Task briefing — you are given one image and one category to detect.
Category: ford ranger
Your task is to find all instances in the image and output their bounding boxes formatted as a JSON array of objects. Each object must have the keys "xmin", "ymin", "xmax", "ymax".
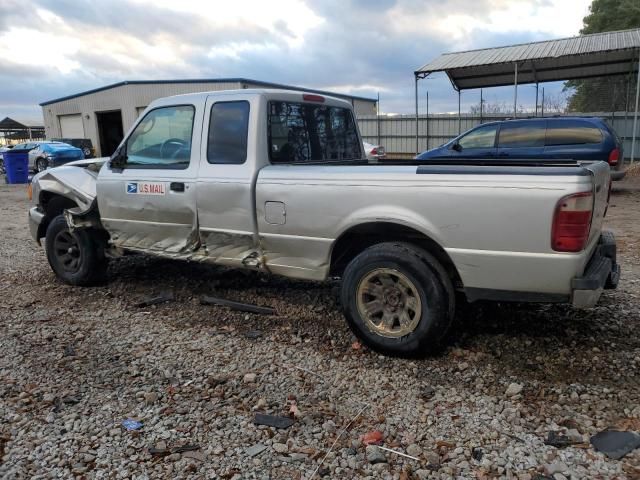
[{"xmin": 28, "ymin": 89, "xmax": 620, "ymax": 356}]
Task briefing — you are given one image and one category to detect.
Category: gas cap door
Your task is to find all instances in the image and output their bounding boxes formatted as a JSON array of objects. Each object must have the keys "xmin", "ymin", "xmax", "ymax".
[{"xmin": 265, "ymin": 201, "xmax": 286, "ymax": 225}]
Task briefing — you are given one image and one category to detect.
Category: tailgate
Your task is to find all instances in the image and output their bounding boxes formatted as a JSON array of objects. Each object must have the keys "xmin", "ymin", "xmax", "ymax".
[{"xmin": 583, "ymin": 161, "xmax": 610, "ymax": 246}]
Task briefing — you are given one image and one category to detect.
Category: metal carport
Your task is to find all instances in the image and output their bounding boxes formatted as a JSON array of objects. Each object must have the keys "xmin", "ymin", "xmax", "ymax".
[{"xmin": 414, "ymin": 28, "xmax": 640, "ymax": 162}]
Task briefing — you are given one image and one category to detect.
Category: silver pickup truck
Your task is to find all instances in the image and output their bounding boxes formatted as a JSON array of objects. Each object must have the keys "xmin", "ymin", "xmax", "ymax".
[{"xmin": 28, "ymin": 89, "xmax": 620, "ymax": 356}]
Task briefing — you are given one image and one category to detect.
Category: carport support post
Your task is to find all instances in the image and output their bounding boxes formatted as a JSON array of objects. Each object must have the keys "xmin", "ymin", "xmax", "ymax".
[
  {"xmin": 458, "ymin": 90, "xmax": 461, "ymax": 134},
  {"xmin": 426, "ymin": 90, "xmax": 429, "ymax": 150},
  {"xmin": 415, "ymin": 75, "xmax": 419, "ymax": 155},
  {"xmin": 631, "ymin": 51, "xmax": 640, "ymax": 165},
  {"xmin": 513, "ymin": 63, "xmax": 518, "ymax": 118}
]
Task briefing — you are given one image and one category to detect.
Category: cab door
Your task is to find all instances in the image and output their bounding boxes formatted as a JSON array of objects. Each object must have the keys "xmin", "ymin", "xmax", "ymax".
[
  {"xmin": 195, "ymin": 93, "xmax": 257, "ymax": 266},
  {"xmin": 96, "ymin": 103, "xmax": 202, "ymax": 254}
]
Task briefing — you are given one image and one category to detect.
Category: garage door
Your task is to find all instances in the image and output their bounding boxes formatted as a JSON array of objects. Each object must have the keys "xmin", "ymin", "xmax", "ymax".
[{"xmin": 59, "ymin": 114, "xmax": 84, "ymax": 138}]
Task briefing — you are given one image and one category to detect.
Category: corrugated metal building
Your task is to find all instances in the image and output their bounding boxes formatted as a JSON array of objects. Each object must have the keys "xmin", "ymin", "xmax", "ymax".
[{"xmin": 40, "ymin": 78, "xmax": 378, "ymax": 156}]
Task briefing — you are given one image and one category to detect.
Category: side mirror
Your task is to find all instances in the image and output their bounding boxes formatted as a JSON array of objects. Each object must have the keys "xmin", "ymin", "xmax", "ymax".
[
  {"xmin": 451, "ymin": 142, "xmax": 462, "ymax": 152},
  {"xmin": 109, "ymin": 146, "xmax": 127, "ymax": 170}
]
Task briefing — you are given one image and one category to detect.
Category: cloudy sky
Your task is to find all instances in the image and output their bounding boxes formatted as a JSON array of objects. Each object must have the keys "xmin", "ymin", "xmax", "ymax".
[{"xmin": 0, "ymin": 0, "xmax": 592, "ymax": 123}]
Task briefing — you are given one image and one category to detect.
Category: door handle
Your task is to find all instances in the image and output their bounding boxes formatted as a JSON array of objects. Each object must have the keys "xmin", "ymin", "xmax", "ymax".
[{"xmin": 170, "ymin": 182, "xmax": 185, "ymax": 192}]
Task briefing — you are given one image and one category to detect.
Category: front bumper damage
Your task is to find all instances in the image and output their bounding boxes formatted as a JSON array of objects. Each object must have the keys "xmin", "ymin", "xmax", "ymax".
[
  {"xmin": 571, "ymin": 231, "xmax": 620, "ymax": 308},
  {"xmin": 28, "ymin": 206, "xmax": 46, "ymax": 244}
]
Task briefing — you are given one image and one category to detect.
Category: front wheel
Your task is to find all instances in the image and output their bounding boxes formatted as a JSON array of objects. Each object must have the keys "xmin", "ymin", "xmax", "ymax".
[
  {"xmin": 341, "ymin": 242, "xmax": 455, "ymax": 357},
  {"xmin": 45, "ymin": 215, "xmax": 107, "ymax": 286},
  {"xmin": 36, "ymin": 157, "xmax": 48, "ymax": 173}
]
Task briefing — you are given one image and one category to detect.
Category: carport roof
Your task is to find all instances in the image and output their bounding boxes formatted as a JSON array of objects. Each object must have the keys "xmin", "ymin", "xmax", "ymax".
[
  {"xmin": 415, "ymin": 28, "xmax": 640, "ymax": 90},
  {"xmin": 39, "ymin": 78, "xmax": 377, "ymax": 106}
]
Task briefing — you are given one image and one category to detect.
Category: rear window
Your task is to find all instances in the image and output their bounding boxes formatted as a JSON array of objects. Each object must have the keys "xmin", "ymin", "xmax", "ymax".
[
  {"xmin": 546, "ymin": 120, "xmax": 602, "ymax": 146},
  {"xmin": 268, "ymin": 101, "xmax": 362, "ymax": 164},
  {"xmin": 498, "ymin": 122, "xmax": 545, "ymax": 148}
]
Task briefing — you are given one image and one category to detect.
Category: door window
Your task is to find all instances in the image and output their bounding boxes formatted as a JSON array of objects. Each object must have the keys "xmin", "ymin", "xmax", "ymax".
[
  {"xmin": 268, "ymin": 101, "xmax": 362, "ymax": 163},
  {"xmin": 498, "ymin": 122, "xmax": 545, "ymax": 148},
  {"xmin": 545, "ymin": 120, "xmax": 602, "ymax": 146},
  {"xmin": 207, "ymin": 101, "xmax": 250, "ymax": 164},
  {"xmin": 125, "ymin": 105, "xmax": 195, "ymax": 168},
  {"xmin": 457, "ymin": 125, "xmax": 497, "ymax": 149}
]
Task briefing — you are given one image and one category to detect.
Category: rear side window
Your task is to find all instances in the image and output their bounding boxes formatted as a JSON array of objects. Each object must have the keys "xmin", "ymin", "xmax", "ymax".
[
  {"xmin": 207, "ymin": 101, "xmax": 250, "ymax": 164},
  {"xmin": 268, "ymin": 101, "xmax": 362, "ymax": 164},
  {"xmin": 498, "ymin": 122, "xmax": 545, "ymax": 148},
  {"xmin": 546, "ymin": 120, "xmax": 603, "ymax": 146},
  {"xmin": 458, "ymin": 125, "xmax": 497, "ymax": 149}
]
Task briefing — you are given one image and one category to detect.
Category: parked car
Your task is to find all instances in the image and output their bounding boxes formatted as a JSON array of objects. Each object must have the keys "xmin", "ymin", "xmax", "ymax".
[
  {"xmin": 51, "ymin": 138, "xmax": 95, "ymax": 158},
  {"xmin": 0, "ymin": 145, "xmax": 13, "ymax": 174},
  {"xmin": 363, "ymin": 141, "xmax": 386, "ymax": 161},
  {"xmin": 416, "ymin": 117, "xmax": 625, "ymax": 180},
  {"xmin": 28, "ymin": 142, "xmax": 84, "ymax": 172},
  {"xmin": 28, "ymin": 90, "xmax": 619, "ymax": 356}
]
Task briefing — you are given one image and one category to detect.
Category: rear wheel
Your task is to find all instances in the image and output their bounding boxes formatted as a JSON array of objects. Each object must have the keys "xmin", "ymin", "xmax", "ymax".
[
  {"xmin": 36, "ymin": 157, "xmax": 48, "ymax": 173},
  {"xmin": 341, "ymin": 242, "xmax": 454, "ymax": 357},
  {"xmin": 45, "ymin": 215, "xmax": 107, "ymax": 285}
]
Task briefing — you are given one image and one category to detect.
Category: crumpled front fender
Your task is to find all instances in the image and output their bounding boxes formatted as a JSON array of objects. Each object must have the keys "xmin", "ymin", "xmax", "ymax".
[{"xmin": 32, "ymin": 163, "xmax": 100, "ymax": 214}]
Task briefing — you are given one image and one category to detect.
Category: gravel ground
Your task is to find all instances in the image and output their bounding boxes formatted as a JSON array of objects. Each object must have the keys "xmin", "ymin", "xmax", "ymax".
[{"xmin": 1, "ymin": 180, "xmax": 640, "ymax": 480}]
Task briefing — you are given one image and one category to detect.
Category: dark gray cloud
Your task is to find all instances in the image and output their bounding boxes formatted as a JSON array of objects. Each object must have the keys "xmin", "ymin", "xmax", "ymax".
[{"xmin": 0, "ymin": 0, "xmax": 575, "ymax": 121}]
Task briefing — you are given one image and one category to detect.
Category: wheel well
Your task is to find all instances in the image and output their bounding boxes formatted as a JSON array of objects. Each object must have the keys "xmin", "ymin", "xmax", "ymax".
[
  {"xmin": 37, "ymin": 192, "xmax": 78, "ymax": 239},
  {"xmin": 329, "ymin": 222, "xmax": 463, "ymax": 288}
]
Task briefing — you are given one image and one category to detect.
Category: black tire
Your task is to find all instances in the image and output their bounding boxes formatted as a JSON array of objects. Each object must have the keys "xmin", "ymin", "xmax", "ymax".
[
  {"xmin": 45, "ymin": 215, "xmax": 107, "ymax": 286},
  {"xmin": 341, "ymin": 242, "xmax": 455, "ymax": 357},
  {"xmin": 36, "ymin": 157, "xmax": 48, "ymax": 173}
]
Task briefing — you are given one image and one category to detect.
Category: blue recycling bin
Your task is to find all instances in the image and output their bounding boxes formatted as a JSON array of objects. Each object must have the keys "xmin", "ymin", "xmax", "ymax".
[{"xmin": 4, "ymin": 149, "xmax": 29, "ymax": 184}]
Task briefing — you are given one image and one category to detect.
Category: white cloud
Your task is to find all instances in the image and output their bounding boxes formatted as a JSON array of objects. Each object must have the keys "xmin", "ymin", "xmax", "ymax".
[
  {"xmin": 389, "ymin": 0, "xmax": 591, "ymax": 44},
  {"xmin": 131, "ymin": 0, "xmax": 324, "ymax": 47}
]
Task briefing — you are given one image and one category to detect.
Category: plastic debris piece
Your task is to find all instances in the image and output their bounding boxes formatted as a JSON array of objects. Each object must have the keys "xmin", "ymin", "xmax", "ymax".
[
  {"xmin": 135, "ymin": 291, "xmax": 174, "ymax": 308},
  {"xmin": 246, "ymin": 444, "xmax": 268, "ymax": 457},
  {"xmin": 121, "ymin": 419, "xmax": 143, "ymax": 431},
  {"xmin": 200, "ymin": 295, "xmax": 276, "ymax": 315},
  {"xmin": 361, "ymin": 430, "xmax": 384, "ymax": 446},
  {"xmin": 545, "ymin": 431, "xmax": 575, "ymax": 448},
  {"xmin": 253, "ymin": 414, "xmax": 294, "ymax": 429},
  {"xmin": 245, "ymin": 330, "xmax": 263, "ymax": 339},
  {"xmin": 472, "ymin": 447, "xmax": 483, "ymax": 461},
  {"xmin": 172, "ymin": 444, "xmax": 200, "ymax": 453},
  {"xmin": 590, "ymin": 430, "xmax": 640, "ymax": 460}
]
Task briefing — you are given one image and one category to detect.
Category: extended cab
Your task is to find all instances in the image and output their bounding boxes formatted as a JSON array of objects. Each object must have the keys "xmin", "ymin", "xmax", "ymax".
[{"xmin": 28, "ymin": 89, "xmax": 620, "ymax": 356}]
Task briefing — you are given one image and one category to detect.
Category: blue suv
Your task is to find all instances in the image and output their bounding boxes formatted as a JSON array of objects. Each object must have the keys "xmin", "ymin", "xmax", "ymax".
[{"xmin": 416, "ymin": 117, "xmax": 625, "ymax": 180}]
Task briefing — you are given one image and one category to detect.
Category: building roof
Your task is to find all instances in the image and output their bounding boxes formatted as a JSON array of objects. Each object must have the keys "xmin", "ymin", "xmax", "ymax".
[
  {"xmin": 0, "ymin": 117, "xmax": 44, "ymax": 130},
  {"xmin": 416, "ymin": 28, "xmax": 640, "ymax": 90},
  {"xmin": 40, "ymin": 78, "xmax": 377, "ymax": 106}
]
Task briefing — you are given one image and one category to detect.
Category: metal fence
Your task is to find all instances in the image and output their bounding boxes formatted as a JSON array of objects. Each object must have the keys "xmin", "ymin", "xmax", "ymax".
[{"xmin": 358, "ymin": 111, "xmax": 640, "ymax": 160}]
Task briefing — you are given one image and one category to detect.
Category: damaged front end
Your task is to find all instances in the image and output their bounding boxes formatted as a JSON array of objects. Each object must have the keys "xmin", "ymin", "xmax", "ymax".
[{"xmin": 29, "ymin": 159, "xmax": 106, "ymax": 244}]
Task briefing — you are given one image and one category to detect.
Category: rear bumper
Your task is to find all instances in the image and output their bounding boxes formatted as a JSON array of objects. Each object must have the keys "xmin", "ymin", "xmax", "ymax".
[
  {"xmin": 571, "ymin": 231, "xmax": 619, "ymax": 308},
  {"xmin": 611, "ymin": 170, "xmax": 626, "ymax": 181}
]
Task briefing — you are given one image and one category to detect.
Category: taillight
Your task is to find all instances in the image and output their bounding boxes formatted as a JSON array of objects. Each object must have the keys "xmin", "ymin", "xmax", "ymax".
[
  {"xmin": 303, "ymin": 94, "xmax": 325, "ymax": 103},
  {"xmin": 551, "ymin": 191, "xmax": 593, "ymax": 252},
  {"xmin": 608, "ymin": 148, "xmax": 620, "ymax": 166},
  {"xmin": 370, "ymin": 147, "xmax": 378, "ymax": 155}
]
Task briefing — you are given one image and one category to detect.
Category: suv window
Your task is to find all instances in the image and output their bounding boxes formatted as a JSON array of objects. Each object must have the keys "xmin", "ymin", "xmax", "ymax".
[
  {"xmin": 268, "ymin": 101, "xmax": 361, "ymax": 163},
  {"xmin": 546, "ymin": 120, "xmax": 602, "ymax": 146},
  {"xmin": 126, "ymin": 105, "xmax": 194, "ymax": 168},
  {"xmin": 207, "ymin": 101, "xmax": 250, "ymax": 164},
  {"xmin": 498, "ymin": 122, "xmax": 545, "ymax": 148},
  {"xmin": 458, "ymin": 125, "xmax": 497, "ymax": 149}
]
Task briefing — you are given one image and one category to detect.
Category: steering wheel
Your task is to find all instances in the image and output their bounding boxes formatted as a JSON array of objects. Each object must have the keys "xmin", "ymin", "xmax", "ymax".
[{"xmin": 160, "ymin": 138, "xmax": 188, "ymax": 159}]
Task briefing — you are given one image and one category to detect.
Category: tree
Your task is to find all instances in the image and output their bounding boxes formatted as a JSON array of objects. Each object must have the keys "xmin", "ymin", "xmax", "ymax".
[{"xmin": 566, "ymin": 0, "xmax": 640, "ymax": 112}]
